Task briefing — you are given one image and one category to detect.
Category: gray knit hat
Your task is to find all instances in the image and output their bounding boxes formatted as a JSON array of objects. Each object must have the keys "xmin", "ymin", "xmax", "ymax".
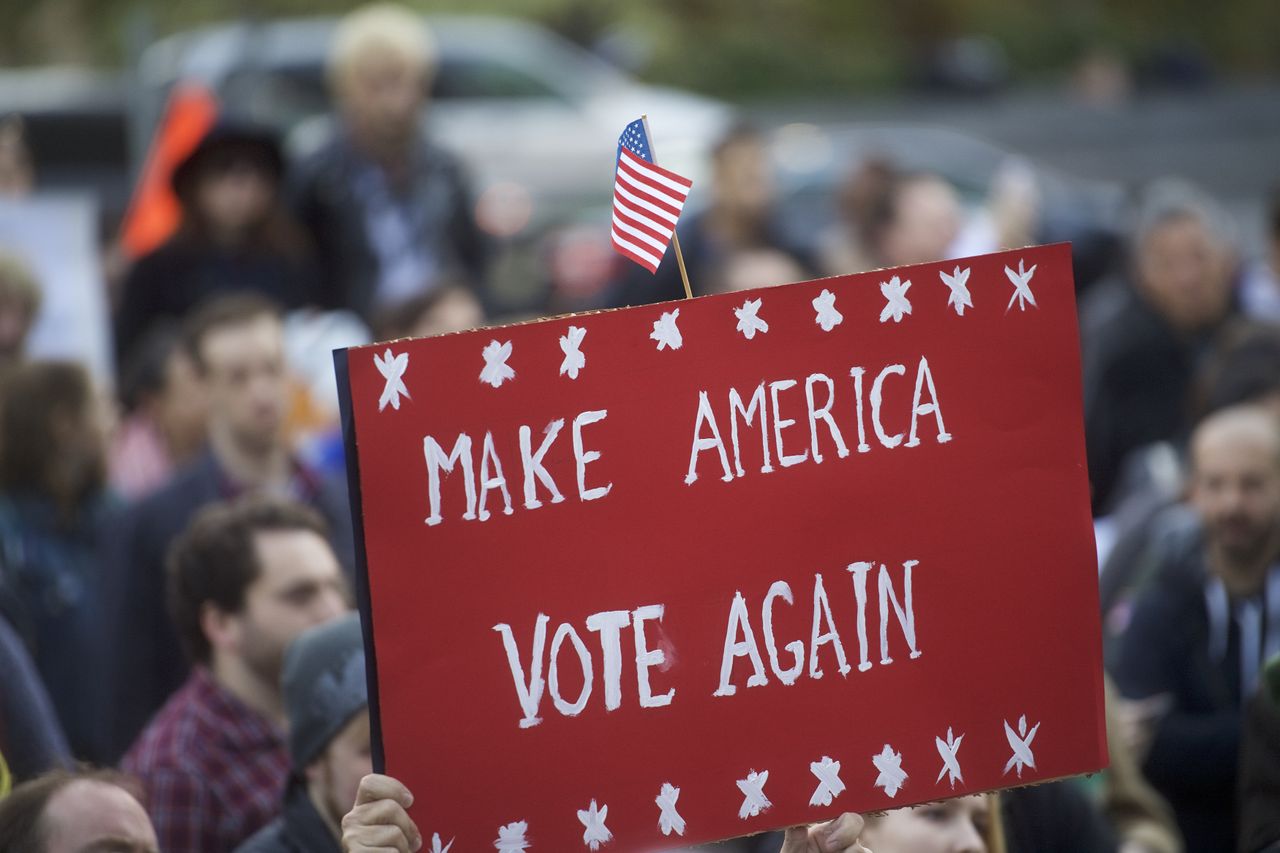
[{"xmin": 283, "ymin": 612, "xmax": 368, "ymax": 769}]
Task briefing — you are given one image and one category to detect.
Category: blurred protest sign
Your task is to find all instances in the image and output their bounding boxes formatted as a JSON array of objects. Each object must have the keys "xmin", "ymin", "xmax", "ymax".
[
  {"xmin": 0, "ymin": 193, "xmax": 112, "ymax": 381},
  {"xmin": 336, "ymin": 243, "xmax": 1106, "ymax": 851}
]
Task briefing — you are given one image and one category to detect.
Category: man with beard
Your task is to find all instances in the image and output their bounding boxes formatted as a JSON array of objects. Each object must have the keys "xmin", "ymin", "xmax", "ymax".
[
  {"xmin": 123, "ymin": 497, "xmax": 349, "ymax": 853},
  {"xmin": 1112, "ymin": 404, "xmax": 1280, "ymax": 851}
]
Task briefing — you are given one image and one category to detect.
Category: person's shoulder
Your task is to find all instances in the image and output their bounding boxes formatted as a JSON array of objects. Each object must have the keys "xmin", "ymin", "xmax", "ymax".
[
  {"xmin": 123, "ymin": 675, "xmax": 213, "ymax": 769},
  {"xmin": 129, "ymin": 453, "xmax": 219, "ymax": 525},
  {"xmin": 285, "ymin": 115, "xmax": 347, "ymax": 180},
  {"xmin": 233, "ymin": 817, "xmax": 291, "ymax": 853}
]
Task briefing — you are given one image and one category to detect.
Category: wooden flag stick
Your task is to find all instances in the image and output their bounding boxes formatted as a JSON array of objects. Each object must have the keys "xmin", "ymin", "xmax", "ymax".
[
  {"xmin": 641, "ymin": 114, "xmax": 695, "ymax": 300},
  {"xmin": 672, "ymin": 234, "xmax": 694, "ymax": 300}
]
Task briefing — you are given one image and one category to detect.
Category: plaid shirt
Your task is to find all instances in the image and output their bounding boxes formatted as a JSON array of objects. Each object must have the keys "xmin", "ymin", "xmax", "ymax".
[{"xmin": 123, "ymin": 667, "xmax": 289, "ymax": 853}]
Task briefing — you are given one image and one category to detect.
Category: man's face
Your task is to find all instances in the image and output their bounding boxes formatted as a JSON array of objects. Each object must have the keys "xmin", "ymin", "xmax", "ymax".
[
  {"xmin": 1191, "ymin": 421, "xmax": 1280, "ymax": 566},
  {"xmin": 340, "ymin": 51, "xmax": 427, "ymax": 152},
  {"xmin": 233, "ymin": 528, "xmax": 349, "ymax": 687},
  {"xmin": 155, "ymin": 348, "xmax": 208, "ymax": 461},
  {"xmin": 882, "ymin": 177, "xmax": 962, "ymax": 268},
  {"xmin": 41, "ymin": 779, "xmax": 159, "ymax": 853},
  {"xmin": 199, "ymin": 314, "xmax": 287, "ymax": 456},
  {"xmin": 1137, "ymin": 214, "xmax": 1232, "ymax": 332},
  {"xmin": 309, "ymin": 710, "xmax": 373, "ymax": 829},
  {"xmin": 712, "ymin": 138, "xmax": 774, "ymax": 221}
]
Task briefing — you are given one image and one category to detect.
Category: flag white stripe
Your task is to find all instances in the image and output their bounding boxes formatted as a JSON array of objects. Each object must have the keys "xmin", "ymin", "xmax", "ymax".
[
  {"xmin": 614, "ymin": 199, "xmax": 675, "ymax": 241},
  {"xmin": 613, "ymin": 181, "xmax": 679, "ymax": 225},
  {"xmin": 616, "ymin": 156, "xmax": 691, "ymax": 204},
  {"xmin": 620, "ymin": 148, "xmax": 693, "ymax": 194},
  {"xmin": 611, "ymin": 230, "xmax": 662, "ymax": 267},
  {"xmin": 612, "ymin": 212, "xmax": 669, "ymax": 253},
  {"xmin": 614, "ymin": 165, "xmax": 686, "ymax": 211}
]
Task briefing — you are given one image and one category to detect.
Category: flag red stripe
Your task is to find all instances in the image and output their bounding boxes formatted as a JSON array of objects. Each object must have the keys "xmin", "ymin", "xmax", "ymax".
[
  {"xmin": 613, "ymin": 179, "xmax": 680, "ymax": 224},
  {"xmin": 611, "ymin": 231, "xmax": 661, "ymax": 271},
  {"xmin": 612, "ymin": 211, "xmax": 669, "ymax": 254},
  {"xmin": 613, "ymin": 201, "xmax": 672, "ymax": 244},
  {"xmin": 616, "ymin": 161, "xmax": 688, "ymax": 211},
  {"xmin": 619, "ymin": 147, "xmax": 693, "ymax": 191}
]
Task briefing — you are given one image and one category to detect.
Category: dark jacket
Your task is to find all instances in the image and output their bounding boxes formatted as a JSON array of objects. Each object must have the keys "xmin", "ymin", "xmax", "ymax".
[
  {"xmin": 1080, "ymin": 284, "xmax": 1223, "ymax": 513},
  {"xmin": 289, "ymin": 121, "xmax": 486, "ymax": 319},
  {"xmin": 0, "ymin": 493, "xmax": 119, "ymax": 761},
  {"xmin": 1111, "ymin": 548, "xmax": 1254, "ymax": 852},
  {"xmin": 0, "ymin": 614, "xmax": 70, "ymax": 780},
  {"xmin": 115, "ymin": 234, "xmax": 318, "ymax": 365},
  {"xmin": 1240, "ymin": 657, "xmax": 1280, "ymax": 853},
  {"xmin": 234, "ymin": 777, "xmax": 339, "ymax": 853},
  {"xmin": 101, "ymin": 449, "xmax": 355, "ymax": 762}
]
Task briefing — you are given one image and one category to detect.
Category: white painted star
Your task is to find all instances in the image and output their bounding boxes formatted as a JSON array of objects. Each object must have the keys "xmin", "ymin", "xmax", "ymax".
[
  {"xmin": 494, "ymin": 821, "xmax": 530, "ymax": 852},
  {"xmin": 809, "ymin": 755, "xmax": 846, "ymax": 807},
  {"xmin": 733, "ymin": 297, "xmax": 769, "ymax": 340},
  {"xmin": 650, "ymin": 309, "xmax": 683, "ymax": 351},
  {"xmin": 479, "ymin": 340, "xmax": 515, "ymax": 388},
  {"xmin": 935, "ymin": 727, "xmax": 965, "ymax": 787},
  {"xmin": 879, "ymin": 276, "xmax": 912, "ymax": 323},
  {"xmin": 1003, "ymin": 714, "xmax": 1040, "ymax": 777},
  {"xmin": 429, "ymin": 833, "xmax": 455, "ymax": 853},
  {"xmin": 559, "ymin": 325, "xmax": 587, "ymax": 379},
  {"xmin": 373, "ymin": 348, "xmax": 410, "ymax": 411},
  {"xmin": 813, "ymin": 289, "xmax": 843, "ymax": 331},
  {"xmin": 577, "ymin": 799, "xmax": 612, "ymax": 850},
  {"xmin": 1004, "ymin": 259, "xmax": 1038, "ymax": 312},
  {"xmin": 655, "ymin": 783, "xmax": 686, "ymax": 837},
  {"xmin": 736, "ymin": 770, "xmax": 772, "ymax": 819},
  {"xmin": 872, "ymin": 744, "xmax": 907, "ymax": 797},
  {"xmin": 940, "ymin": 266, "xmax": 973, "ymax": 316}
]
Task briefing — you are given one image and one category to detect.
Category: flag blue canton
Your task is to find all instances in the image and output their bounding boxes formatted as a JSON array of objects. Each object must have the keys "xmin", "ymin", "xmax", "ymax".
[{"xmin": 618, "ymin": 119, "xmax": 652, "ymax": 164}]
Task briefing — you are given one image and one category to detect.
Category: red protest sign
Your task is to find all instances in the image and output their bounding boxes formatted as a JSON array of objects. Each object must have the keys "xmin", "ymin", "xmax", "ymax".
[{"xmin": 335, "ymin": 243, "xmax": 1106, "ymax": 852}]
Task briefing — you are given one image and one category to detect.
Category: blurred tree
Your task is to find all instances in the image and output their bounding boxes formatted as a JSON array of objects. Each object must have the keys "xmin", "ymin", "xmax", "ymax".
[{"xmin": 0, "ymin": 0, "xmax": 1275, "ymax": 96}]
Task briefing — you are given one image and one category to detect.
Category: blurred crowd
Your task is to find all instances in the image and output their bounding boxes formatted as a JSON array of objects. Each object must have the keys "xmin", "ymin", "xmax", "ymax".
[{"xmin": 1, "ymin": 3, "xmax": 1279, "ymax": 853}]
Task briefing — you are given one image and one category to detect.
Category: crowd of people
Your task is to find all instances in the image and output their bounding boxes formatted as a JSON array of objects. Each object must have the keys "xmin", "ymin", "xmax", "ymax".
[{"xmin": 0, "ymin": 2, "xmax": 1279, "ymax": 852}]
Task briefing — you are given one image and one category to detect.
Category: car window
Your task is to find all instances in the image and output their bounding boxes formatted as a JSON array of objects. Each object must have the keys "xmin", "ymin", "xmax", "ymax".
[{"xmin": 433, "ymin": 57, "xmax": 563, "ymax": 101}]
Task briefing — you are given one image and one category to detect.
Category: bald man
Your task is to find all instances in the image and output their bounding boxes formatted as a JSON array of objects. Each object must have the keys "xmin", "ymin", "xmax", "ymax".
[
  {"xmin": 0, "ymin": 769, "xmax": 159, "ymax": 853},
  {"xmin": 1112, "ymin": 404, "xmax": 1280, "ymax": 852}
]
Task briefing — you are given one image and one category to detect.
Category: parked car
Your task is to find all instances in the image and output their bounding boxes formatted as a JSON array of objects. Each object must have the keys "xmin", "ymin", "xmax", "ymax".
[{"xmin": 138, "ymin": 15, "xmax": 734, "ymax": 230}]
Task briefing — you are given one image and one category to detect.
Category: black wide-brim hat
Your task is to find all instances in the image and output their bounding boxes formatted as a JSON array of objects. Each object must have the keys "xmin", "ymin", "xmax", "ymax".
[{"xmin": 170, "ymin": 119, "xmax": 285, "ymax": 200}]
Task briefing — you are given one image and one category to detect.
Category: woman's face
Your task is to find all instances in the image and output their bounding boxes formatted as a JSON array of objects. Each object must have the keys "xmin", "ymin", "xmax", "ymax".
[
  {"xmin": 195, "ymin": 159, "xmax": 275, "ymax": 238},
  {"xmin": 859, "ymin": 795, "xmax": 991, "ymax": 853}
]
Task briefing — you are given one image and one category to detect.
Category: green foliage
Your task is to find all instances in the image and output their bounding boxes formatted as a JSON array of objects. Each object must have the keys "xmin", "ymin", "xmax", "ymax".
[{"xmin": 0, "ymin": 0, "xmax": 1276, "ymax": 95}]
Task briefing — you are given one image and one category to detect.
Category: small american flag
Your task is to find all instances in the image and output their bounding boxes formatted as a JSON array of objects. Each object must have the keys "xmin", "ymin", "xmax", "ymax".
[{"xmin": 611, "ymin": 118, "xmax": 693, "ymax": 273}]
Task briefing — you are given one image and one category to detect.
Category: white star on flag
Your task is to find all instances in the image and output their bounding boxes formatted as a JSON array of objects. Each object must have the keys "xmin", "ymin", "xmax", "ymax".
[
  {"xmin": 813, "ymin": 289, "xmax": 843, "ymax": 331},
  {"xmin": 873, "ymin": 744, "xmax": 908, "ymax": 797},
  {"xmin": 373, "ymin": 348, "xmax": 410, "ymax": 411},
  {"xmin": 429, "ymin": 833, "xmax": 455, "ymax": 853},
  {"xmin": 577, "ymin": 800, "xmax": 612, "ymax": 850},
  {"xmin": 1004, "ymin": 259, "xmax": 1038, "ymax": 312},
  {"xmin": 734, "ymin": 298, "xmax": 769, "ymax": 340},
  {"xmin": 1003, "ymin": 715, "xmax": 1040, "ymax": 777},
  {"xmin": 559, "ymin": 325, "xmax": 587, "ymax": 379},
  {"xmin": 935, "ymin": 727, "xmax": 965, "ymax": 787},
  {"xmin": 479, "ymin": 340, "xmax": 515, "ymax": 388},
  {"xmin": 939, "ymin": 266, "xmax": 973, "ymax": 316},
  {"xmin": 655, "ymin": 783, "xmax": 686, "ymax": 837},
  {"xmin": 650, "ymin": 309, "xmax": 683, "ymax": 351},
  {"xmin": 879, "ymin": 276, "xmax": 912, "ymax": 323},
  {"xmin": 736, "ymin": 770, "xmax": 772, "ymax": 819},
  {"xmin": 494, "ymin": 821, "xmax": 530, "ymax": 853},
  {"xmin": 808, "ymin": 755, "xmax": 846, "ymax": 807}
]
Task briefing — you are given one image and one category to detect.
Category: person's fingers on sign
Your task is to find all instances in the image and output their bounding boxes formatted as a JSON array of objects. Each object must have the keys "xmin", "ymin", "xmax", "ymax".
[
  {"xmin": 342, "ymin": 773, "xmax": 422, "ymax": 853},
  {"xmin": 782, "ymin": 812, "xmax": 872, "ymax": 853}
]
